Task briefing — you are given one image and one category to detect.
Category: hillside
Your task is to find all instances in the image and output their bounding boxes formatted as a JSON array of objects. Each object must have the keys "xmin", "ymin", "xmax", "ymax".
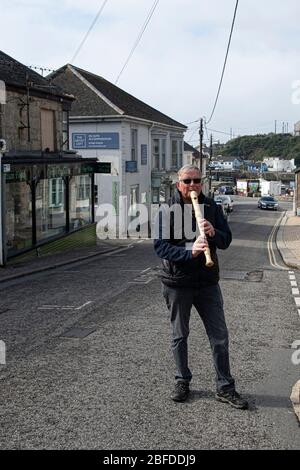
[{"xmin": 214, "ymin": 133, "xmax": 300, "ymax": 161}]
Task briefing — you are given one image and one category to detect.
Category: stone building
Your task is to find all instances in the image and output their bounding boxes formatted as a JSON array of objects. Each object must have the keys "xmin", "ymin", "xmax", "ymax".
[{"xmin": 0, "ymin": 50, "xmax": 97, "ymax": 263}]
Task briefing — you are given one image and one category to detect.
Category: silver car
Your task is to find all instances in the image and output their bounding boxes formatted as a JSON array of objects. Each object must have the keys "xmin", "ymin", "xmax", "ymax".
[{"xmin": 214, "ymin": 195, "xmax": 233, "ymax": 214}]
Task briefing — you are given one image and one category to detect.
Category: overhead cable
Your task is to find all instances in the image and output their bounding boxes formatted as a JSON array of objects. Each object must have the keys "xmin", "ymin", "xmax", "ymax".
[
  {"xmin": 205, "ymin": 0, "xmax": 239, "ymax": 125},
  {"xmin": 71, "ymin": 0, "xmax": 109, "ymax": 64},
  {"xmin": 115, "ymin": 0, "xmax": 160, "ymax": 84}
]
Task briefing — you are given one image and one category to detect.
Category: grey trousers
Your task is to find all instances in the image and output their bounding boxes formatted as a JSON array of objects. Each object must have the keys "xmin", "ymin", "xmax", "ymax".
[{"xmin": 162, "ymin": 283, "xmax": 235, "ymax": 393}]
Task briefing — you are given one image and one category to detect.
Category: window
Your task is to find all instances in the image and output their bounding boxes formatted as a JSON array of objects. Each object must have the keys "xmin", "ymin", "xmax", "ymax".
[
  {"xmin": 49, "ymin": 178, "xmax": 63, "ymax": 207},
  {"xmin": 62, "ymin": 111, "xmax": 69, "ymax": 150},
  {"xmin": 77, "ymin": 175, "xmax": 91, "ymax": 200},
  {"xmin": 36, "ymin": 179, "xmax": 66, "ymax": 241},
  {"xmin": 41, "ymin": 109, "xmax": 55, "ymax": 152},
  {"xmin": 153, "ymin": 139, "xmax": 159, "ymax": 170},
  {"xmin": 152, "ymin": 137, "xmax": 166, "ymax": 170},
  {"xmin": 131, "ymin": 129, "xmax": 138, "ymax": 161},
  {"xmin": 70, "ymin": 175, "xmax": 92, "ymax": 230},
  {"xmin": 171, "ymin": 140, "xmax": 177, "ymax": 167},
  {"xmin": 129, "ymin": 185, "xmax": 139, "ymax": 217},
  {"xmin": 161, "ymin": 139, "xmax": 166, "ymax": 170},
  {"xmin": 171, "ymin": 140, "xmax": 183, "ymax": 169}
]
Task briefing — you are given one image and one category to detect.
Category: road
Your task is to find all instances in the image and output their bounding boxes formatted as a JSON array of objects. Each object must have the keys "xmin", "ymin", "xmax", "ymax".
[{"xmin": 0, "ymin": 197, "xmax": 299, "ymax": 450}]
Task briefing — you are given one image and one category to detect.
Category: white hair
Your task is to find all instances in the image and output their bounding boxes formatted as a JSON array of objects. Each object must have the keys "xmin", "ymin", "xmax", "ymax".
[{"xmin": 177, "ymin": 164, "xmax": 201, "ymax": 178}]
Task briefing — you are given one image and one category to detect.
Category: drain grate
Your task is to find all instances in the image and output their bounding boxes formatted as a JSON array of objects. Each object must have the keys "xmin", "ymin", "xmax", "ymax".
[
  {"xmin": 221, "ymin": 270, "xmax": 263, "ymax": 282},
  {"xmin": 61, "ymin": 327, "xmax": 96, "ymax": 338}
]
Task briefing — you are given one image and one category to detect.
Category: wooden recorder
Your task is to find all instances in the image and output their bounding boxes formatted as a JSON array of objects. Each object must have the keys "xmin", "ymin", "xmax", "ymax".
[{"xmin": 190, "ymin": 190, "xmax": 214, "ymax": 268}]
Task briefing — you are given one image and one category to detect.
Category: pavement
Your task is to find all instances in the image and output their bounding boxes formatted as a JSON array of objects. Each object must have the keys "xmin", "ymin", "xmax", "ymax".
[
  {"xmin": 0, "ymin": 237, "xmax": 135, "ymax": 283},
  {"xmin": 0, "ymin": 209, "xmax": 299, "ymax": 283},
  {"xmin": 277, "ymin": 211, "xmax": 300, "ymax": 270}
]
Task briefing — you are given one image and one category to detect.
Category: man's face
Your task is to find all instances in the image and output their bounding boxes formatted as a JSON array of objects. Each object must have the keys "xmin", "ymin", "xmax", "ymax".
[{"xmin": 176, "ymin": 169, "xmax": 202, "ymax": 201}]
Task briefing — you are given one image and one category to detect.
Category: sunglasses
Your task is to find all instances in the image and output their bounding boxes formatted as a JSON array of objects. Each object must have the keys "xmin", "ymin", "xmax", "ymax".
[{"xmin": 180, "ymin": 178, "xmax": 202, "ymax": 185}]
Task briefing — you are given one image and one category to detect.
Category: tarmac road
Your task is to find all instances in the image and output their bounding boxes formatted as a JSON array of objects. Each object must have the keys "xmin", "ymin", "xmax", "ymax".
[{"xmin": 0, "ymin": 197, "xmax": 299, "ymax": 450}]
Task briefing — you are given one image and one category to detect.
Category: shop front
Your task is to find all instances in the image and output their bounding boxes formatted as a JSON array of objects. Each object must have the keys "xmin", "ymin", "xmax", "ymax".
[{"xmin": 2, "ymin": 156, "xmax": 99, "ymax": 259}]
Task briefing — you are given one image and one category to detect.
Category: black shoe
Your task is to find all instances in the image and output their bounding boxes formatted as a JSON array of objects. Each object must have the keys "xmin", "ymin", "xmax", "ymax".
[
  {"xmin": 171, "ymin": 380, "xmax": 190, "ymax": 402},
  {"xmin": 216, "ymin": 390, "xmax": 248, "ymax": 409}
]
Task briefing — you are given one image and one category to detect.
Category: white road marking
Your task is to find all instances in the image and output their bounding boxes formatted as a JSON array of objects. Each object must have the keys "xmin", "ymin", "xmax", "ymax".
[
  {"xmin": 291, "ymin": 281, "xmax": 298, "ymax": 287},
  {"xmin": 292, "ymin": 288, "xmax": 300, "ymax": 295},
  {"xmin": 76, "ymin": 301, "xmax": 93, "ymax": 310},
  {"xmin": 295, "ymin": 298, "xmax": 300, "ymax": 307},
  {"xmin": 289, "ymin": 271, "xmax": 295, "ymax": 274},
  {"xmin": 289, "ymin": 275, "xmax": 296, "ymax": 280},
  {"xmin": 38, "ymin": 305, "xmax": 75, "ymax": 309},
  {"xmin": 38, "ymin": 301, "xmax": 93, "ymax": 311}
]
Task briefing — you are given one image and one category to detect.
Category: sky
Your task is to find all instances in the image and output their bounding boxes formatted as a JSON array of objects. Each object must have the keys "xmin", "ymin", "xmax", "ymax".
[{"xmin": 1, "ymin": 0, "xmax": 300, "ymax": 144}]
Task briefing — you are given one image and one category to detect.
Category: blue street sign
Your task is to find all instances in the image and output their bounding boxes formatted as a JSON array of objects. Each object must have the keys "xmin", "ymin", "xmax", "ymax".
[{"xmin": 72, "ymin": 133, "xmax": 120, "ymax": 149}]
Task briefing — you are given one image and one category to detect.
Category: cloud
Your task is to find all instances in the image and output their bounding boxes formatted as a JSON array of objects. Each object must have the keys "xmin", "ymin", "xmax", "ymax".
[{"xmin": 1, "ymin": 0, "xmax": 300, "ymax": 142}]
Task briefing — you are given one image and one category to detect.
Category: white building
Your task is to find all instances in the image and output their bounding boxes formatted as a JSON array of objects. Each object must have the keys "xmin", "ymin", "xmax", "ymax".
[
  {"xmin": 263, "ymin": 157, "xmax": 295, "ymax": 172},
  {"xmin": 294, "ymin": 120, "xmax": 300, "ymax": 136},
  {"xmin": 49, "ymin": 65, "xmax": 186, "ymax": 215}
]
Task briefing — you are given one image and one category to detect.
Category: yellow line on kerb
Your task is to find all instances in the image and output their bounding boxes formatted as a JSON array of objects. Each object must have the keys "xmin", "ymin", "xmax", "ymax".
[{"xmin": 267, "ymin": 213, "xmax": 287, "ymax": 270}]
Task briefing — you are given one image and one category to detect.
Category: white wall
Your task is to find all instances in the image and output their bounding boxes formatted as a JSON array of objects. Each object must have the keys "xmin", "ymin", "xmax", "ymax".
[
  {"xmin": 69, "ymin": 121, "xmax": 122, "ymax": 207},
  {"xmin": 69, "ymin": 120, "xmax": 152, "ymax": 209},
  {"xmin": 121, "ymin": 121, "xmax": 151, "ymax": 208}
]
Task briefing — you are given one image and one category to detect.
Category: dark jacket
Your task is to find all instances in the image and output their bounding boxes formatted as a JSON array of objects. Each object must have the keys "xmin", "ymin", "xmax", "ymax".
[{"xmin": 154, "ymin": 189, "xmax": 232, "ymax": 287}]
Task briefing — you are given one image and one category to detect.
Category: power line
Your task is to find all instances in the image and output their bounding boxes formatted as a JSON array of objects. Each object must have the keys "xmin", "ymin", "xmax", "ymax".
[
  {"xmin": 115, "ymin": 0, "xmax": 160, "ymax": 84},
  {"xmin": 71, "ymin": 0, "xmax": 109, "ymax": 64},
  {"xmin": 206, "ymin": 127, "xmax": 233, "ymax": 136},
  {"xmin": 206, "ymin": 0, "xmax": 239, "ymax": 125}
]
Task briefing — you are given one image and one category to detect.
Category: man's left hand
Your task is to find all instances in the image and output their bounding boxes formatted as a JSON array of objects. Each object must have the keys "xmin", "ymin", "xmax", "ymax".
[{"xmin": 200, "ymin": 219, "xmax": 215, "ymax": 238}]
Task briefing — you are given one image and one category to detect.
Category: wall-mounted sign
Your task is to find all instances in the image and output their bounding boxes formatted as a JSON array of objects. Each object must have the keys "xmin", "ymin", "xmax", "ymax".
[
  {"xmin": 82, "ymin": 162, "xmax": 111, "ymax": 174},
  {"xmin": 72, "ymin": 133, "xmax": 119, "ymax": 149},
  {"xmin": 141, "ymin": 144, "xmax": 147, "ymax": 165}
]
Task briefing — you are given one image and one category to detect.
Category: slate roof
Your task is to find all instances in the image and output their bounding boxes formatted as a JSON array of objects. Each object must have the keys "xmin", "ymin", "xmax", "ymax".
[
  {"xmin": 49, "ymin": 64, "xmax": 186, "ymax": 129},
  {"xmin": 184, "ymin": 141, "xmax": 200, "ymax": 156},
  {"xmin": 0, "ymin": 50, "xmax": 72, "ymax": 100}
]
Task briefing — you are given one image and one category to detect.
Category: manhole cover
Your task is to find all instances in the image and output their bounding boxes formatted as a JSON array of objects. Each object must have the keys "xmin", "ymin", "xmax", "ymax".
[
  {"xmin": 61, "ymin": 327, "xmax": 96, "ymax": 338},
  {"xmin": 221, "ymin": 270, "xmax": 263, "ymax": 282}
]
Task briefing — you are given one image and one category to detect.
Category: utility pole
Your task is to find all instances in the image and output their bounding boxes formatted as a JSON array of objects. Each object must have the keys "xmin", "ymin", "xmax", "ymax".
[
  {"xmin": 275, "ymin": 120, "xmax": 277, "ymax": 134},
  {"xmin": 199, "ymin": 118, "xmax": 203, "ymax": 173},
  {"xmin": 209, "ymin": 133, "xmax": 213, "ymax": 197}
]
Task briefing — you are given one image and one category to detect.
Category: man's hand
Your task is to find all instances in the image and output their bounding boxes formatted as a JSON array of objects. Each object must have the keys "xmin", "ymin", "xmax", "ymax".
[
  {"xmin": 199, "ymin": 219, "xmax": 215, "ymax": 238},
  {"xmin": 192, "ymin": 236, "xmax": 208, "ymax": 258}
]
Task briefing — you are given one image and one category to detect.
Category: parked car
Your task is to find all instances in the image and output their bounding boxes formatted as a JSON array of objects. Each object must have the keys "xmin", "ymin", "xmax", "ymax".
[
  {"xmin": 221, "ymin": 195, "xmax": 234, "ymax": 212},
  {"xmin": 214, "ymin": 195, "xmax": 233, "ymax": 214},
  {"xmin": 214, "ymin": 196, "xmax": 228, "ymax": 218},
  {"xmin": 257, "ymin": 196, "xmax": 279, "ymax": 210},
  {"xmin": 225, "ymin": 186, "xmax": 235, "ymax": 195}
]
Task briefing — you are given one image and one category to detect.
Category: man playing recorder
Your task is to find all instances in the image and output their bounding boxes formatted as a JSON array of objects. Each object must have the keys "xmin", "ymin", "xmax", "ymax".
[{"xmin": 154, "ymin": 164, "xmax": 248, "ymax": 409}]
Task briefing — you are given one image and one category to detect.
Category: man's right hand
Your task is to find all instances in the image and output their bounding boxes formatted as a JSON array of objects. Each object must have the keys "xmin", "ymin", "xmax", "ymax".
[{"xmin": 192, "ymin": 236, "xmax": 208, "ymax": 258}]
